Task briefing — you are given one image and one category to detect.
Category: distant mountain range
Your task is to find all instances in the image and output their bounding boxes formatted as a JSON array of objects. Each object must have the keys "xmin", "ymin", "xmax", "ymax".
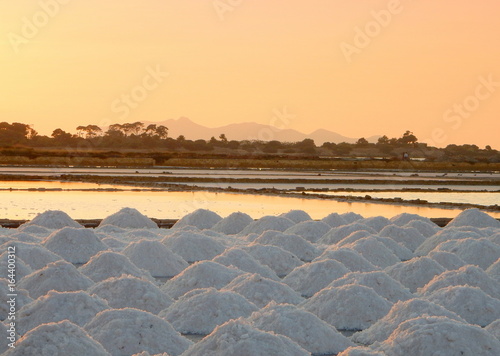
[{"xmin": 146, "ymin": 117, "xmax": 379, "ymax": 145}]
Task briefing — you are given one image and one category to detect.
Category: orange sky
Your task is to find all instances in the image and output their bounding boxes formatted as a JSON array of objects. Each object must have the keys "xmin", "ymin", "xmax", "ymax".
[{"xmin": 1, "ymin": 0, "xmax": 499, "ymax": 147}]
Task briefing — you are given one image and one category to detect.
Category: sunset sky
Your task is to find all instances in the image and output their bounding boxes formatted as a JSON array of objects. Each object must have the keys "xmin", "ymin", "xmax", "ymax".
[{"xmin": 1, "ymin": 0, "xmax": 499, "ymax": 147}]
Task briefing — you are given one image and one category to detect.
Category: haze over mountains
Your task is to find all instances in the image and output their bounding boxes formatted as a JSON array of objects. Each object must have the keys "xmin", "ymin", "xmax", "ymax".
[{"xmin": 148, "ymin": 117, "xmax": 380, "ymax": 145}]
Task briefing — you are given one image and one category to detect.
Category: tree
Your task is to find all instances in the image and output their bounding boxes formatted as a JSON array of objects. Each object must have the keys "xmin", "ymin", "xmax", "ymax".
[
  {"xmin": 176, "ymin": 135, "xmax": 185, "ymax": 142},
  {"xmin": 399, "ymin": 130, "xmax": 418, "ymax": 145},
  {"xmin": 356, "ymin": 137, "xmax": 369, "ymax": 146},
  {"xmin": 77, "ymin": 125, "xmax": 102, "ymax": 139},
  {"xmin": 155, "ymin": 125, "xmax": 168, "ymax": 139},
  {"xmin": 219, "ymin": 134, "xmax": 228, "ymax": 143},
  {"xmin": 377, "ymin": 135, "xmax": 389, "ymax": 145}
]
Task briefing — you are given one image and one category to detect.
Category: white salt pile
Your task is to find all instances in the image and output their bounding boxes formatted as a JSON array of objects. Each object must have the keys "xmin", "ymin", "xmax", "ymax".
[
  {"xmin": 390, "ymin": 212, "xmax": 433, "ymax": 227},
  {"xmin": 302, "ymin": 284, "xmax": 393, "ymax": 330},
  {"xmin": 425, "ymin": 285, "xmax": 500, "ymax": 326},
  {"xmin": 360, "ymin": 216, "xmax": 391, "ymax": 233},
  {"xmin": 403, "ymin": 219, "xmax": 440, "ymax": 238},
  {"xmin": 223, "ymin": 273, "xmax": 304, "ymax": 308},
  {"xmin": 17, "ymin": 224, "xmax": 50, "ymax": 236},
  {"xmin": 283, "ymin": 220, "xmax": 332, "ymax": 243},
  {"xmin": 42, "ymin": 227, "xmax": 108, "ymax": 264},
  {"xmin": 1, "ymin": 241, "xmax": 61, "ymax": 271},
  {"xmin": 314, "ymin": 247, "xmax": 379, "ymax": 273},
  {"xmin": 318, "ymin": 223, "xmax": 377, "ymax": 245},
  {"xmin": 211, "ymin": 212, "xmax": 253, "ymax": 234},
  {"xmin": 95, "ymin": 225, "xmax": 128, "ymax": 235},
  {"xmin": 161, "ymin": 261, "xmax": 244, "ymax": 299},
  {"xmin": 16, "ymin": 290, "xmax": 109, "ymax": 336},
  {"xmin": 88, "ymin": 275, "xmax": 173, "ymax": 314},
  {"xmin": 10, "ymin": 232, "xmax": 41, "ymax": 243},
  {"xmin": 432, "ymin": 238, "xmax": 500, "ymax": 269},
  {"xmin": 321, "ymin": 212, "xmax": 348, "ymax": 227},
  {"xmin": 122, "ymin": 239, "xmax": 188, "ymax": 277},
  {"xmin": 378, "ymin": 225, "xmax": 426, "ymax": 252},
  {"xmin": 181, "ymin": 318, "xmax": 309, "ymax": 356},
  {"xmin": 252, "ymin": 231, "xmax": 320, "ymax": 262},
  {"xmin": 341, "ymin": 212, "xmax": 364, "ymax": 224},
  {"xmin": 486, "ymin": 319, "xmax": 500, "ymax": 340},
  {"xmin": 19, "ymin": 260, "xmax": 94, "ymax": 299},
  {"xmin": 0, "ymin": 252, "xmax": 32, "ymax": 281},
  {"xmin": 162, "ymin": 231, "xmax": 225, "ymax": 263},
  {"xmin": 352, "ymin": 298, "xmax": 466, "ymax": 345},
  {"xmin": 0, "ymin": 280, "xmax": 33, "ymax": 320},
  {"xmin": 329, "ymin": 271, "xmax": 413, "ymax": 303},
  {"xmin": 447, "ymin": 208, "xmax": 500, "ymax": 228},
  {"xmin": 247, "ymin": 302, "xmax": 355, "ymax": 355},
  {"xmin": 418, "ymin": 265, "xmax": 500, "ymax": 300},
  {"xmin": 100, "ymin": 236, "xmax": 127, "ymax": 251},
  {"xmin": 374, "ymin": 316, "xmax": 500, "ymax": 356},
  {"xmin": 415, "ymin": 229, "xmax": 482, "ymax": 256},
  {"xmin": 486, "ymin": 258, "xmax": 500, "ymax": 282},
  {"xmin": 385, "ymin": 257, "xmax": 446, "ymax": 293},
  {"xmin": 239, "ymin": 215, "xmax": 295, "ymax": 235},
  {"xmin": 242, "ymin": 244, "xmax": 303, "ymax": 277},
  {"xmin": 337, "ymin": 347, "xmax": 385, "ymax": 356},
  {"xmin": 5, "ymin": 321, "xmax": 110, "ymax": 356},
  {"xmin": 337, "ymin": 230, "xmax": 373, "ymax": 247},
  {"xmin": 281, "ymin": 210, "xmax": 312, "ymax": 223},
  {"xmin": 21, "ymin": 210, "xmax": 82, "ymax": 230},
  {"xmin": 373, "ymin": 236, "xmax": 414, "ymax": 261},
  {"xmin": 159, "ymin": 288, "xmax": 258, "ymax": 334},
  {"xmin": 489, "ymin": 232, "xmax": 500, "ymax": 245},
  {"xmin": 79, "ymin": 251, "xmax": 154, "ymax": 283},
  {"xmin": 0, "ymin": 323, "xmax": 8, "ymax": 354},
  {"xmin": 85, "ymin": 308, "xmax": 192, "ymax": 356},
  {"xmin": 99, "ymin": 207, "xmax": 158, "ymax": 229},
  {"xmin": 212, "ymin": 247, "xmax": 279, "ymax": 280},
  {"xmin": 172, "ymin": 209, "xmax": 222, "ymax": 230},
  {"xmin": 125, "ymin": 229, "xmax": 161, "ymax": 240},
  {"xmin": 342, "ymin": 237, "xmax": 401, "ymax": 268},
  {"xmin": 283, "ymin": 259, "xmax": 350, "ymax": 297},
  {"xmin": 428, "ymin": 251, "xmax": 467, "ymax": 271}
]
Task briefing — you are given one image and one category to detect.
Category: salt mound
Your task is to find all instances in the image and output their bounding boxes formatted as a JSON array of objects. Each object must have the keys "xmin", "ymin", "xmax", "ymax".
[
  {"xmin": 373, "ymin": 236, "xmax": 414, "ymax": 261},
  {"xmin": 385, "ymin": 257, "xmax": 446, "ymax": 293},
  {"xmin": 239, "ymin": 215, "xmax": 295, "ymax": 236},
  {"xmin": 172, "ymin": 209, "xmax": 222, "ymax": 230},
  {"xmin": 489, "ymin": 232, "xmax": 500, "ymax": 245},
  {"xmin": 162, "ymin": 231, "xmax": 225, "ymax": 263},
  {"xmin": 247, "ymin": 302, "xmax": 355, "ymax": 355},
  {"xmin": 95, "ymin": 225, "xmax": 128, "ymax": 234},
  {"xmin": 0, "ymin": 252, "xmax": 32, "ymax": 281},
  {"xmin": 360, "ymin": 216, "xmax": 391, "ymax": 232},
  {"xmin": 17, "ymin": 224, "xmax": 50, "ymax": 235},
  {"xmin": 79, "ymin": 251, "xmax": 154, "ymax": 283},
  {"xmin": 342, "ymin": 237, "xmax": 401, "ymax": 268},
  {"xmin": 182, "ymin": 318, "xmax": 309, "ymax": 356},
  {"xmin": 99, "ymin": 207, "xmax": 158, "ymax": 229},
  {"xmin": 283, "ymin": 220, "xmax": 332, "ymax": 243},
  {"xmin": 374, "ymin": 316, "xmax": 500, "ymax": 356},
  {"xmin": 302, "ymin": 284, "xmax": 392, "ymax": 330},
  {"xmin": 432, "ymin": 238, "xmax": 500, "ymax": 269},
  {"xmin": 1, "ymin": 241, "xmax": 61, "ymax": 271},
  {"xmin": 321, "ymin": 212, "xmax": 348, "ymax": 227},
  {"xmin": 11, "ymin": 232, "xmax": 41, "ymax": 243},
  {"xmin": 21, "ymin": 210, "xmax": 82, "ymax": 229},
  {"xmin": 341, "ymin": 212, "xmax": 364, "ymax": 223},
  {"xmin": 223, "ymin": 273, "xmax": 304, "ymax": 308},
  {"xmin": 212, "ymin": 247, "xmax": 279, "ymax": 280},
  {"xmin": 415, "ymin": 228, "xmax": 482, "ymax": 256},
  {"xmin": 447, "ymin": 208, "xmax": 500, "ymax": 228},
  {"xmin": 486, "ymin": 319, "xmax": 500, "ymax": 340},
  {"xmin": 211, "ymin": 212, "xmax": 253, "ymax": 234},
  {"xmin": 101, "ymin": 236, "xmax": 127, "ymax": 251},
  {"xmin": 0, "ymin": 280, "xmax": 33, "ymax": 320},
  {"xmin": 426, "ymin": 285, "xmax": 500, "ymax": 326},
  {"xmin": 42, "ymin": 227, "xmax": 108, "ymax": 264},
  {"xmin": 318, "ymin": 223, "xmax": 377, "ymax": 245},
  {"xmin": 281, "ymin": 209, "xmax": 312, "ymax": 223},
  {"xmin": 85, "ymin": 308, "xmax": 192, "ymax": 356},
  {"xmin": 123, "ymin": 240, "xmax": 188, "ymax": 277},
  {"xmin": 5, "ymin": 320, "xmax": 110, "ymax": 356},
  {"xmin": 125, "ymin": 229, "xmax": 161, "ymax": 240},
  {"xmin": 88, "ymin": 275, "xmax": 173, "ymax": 314},
  {"xmin": 283, "ymin": 259, "xmax": 350, "ymax": 297},
  {"xmin": 403, "ymin": 219, "xmax": 440, "ymax": 238},
  {"xmin": 390, "ymin": 212, "xmax": 432, "ymax": 226},
  {"xmin": 338, "ymin": 347, "xmax": 385, "ymax": 356},
  {"xmin": 352, "ymin": 298, "xmax": 466, "ymax": 345},
  {"xmin": 242, "ymin": 244, "xmax": 303, "ymax": 277},
  {"xmin": 329, "ymin": 271, "xmax": 413, "ymax": 303},
  {"xmin": 160, "ymin": 288, "xmax": 258, "ymax": 334},
  {"xmin": 419, "ymin": 265, "xmax": 500, "ymax": 300},
  {"xmin": 161, "ymin": 261, "xmax": 244, "ymax": 299},
  {"xmin": 19, "ymin": 260, "xmax": 94, "ymax": 299},
  {"xmin": 337, "ymin": 230, "xmax": 373, "ymax": 247},
  {"xmin": 0, "ymin": 323, "xmax": 8, "ymax": 353},
  {"xmin": 428, "ymin": 251, "xmax": 467, "ymax": 270},
  {"xmin": 17, "ymin": 291, "xmax": 109, "ymax": 335},
  {"xmin": 486, "ymin": 258, "xmax": 500, "ymax": 282},
  {"xmin": 252, "ymin": 231, "xmax": 320, "ymax": 261},
  {"xmin": 314, "ymin": 247, "xmax": 379, "ymax": 272},
  {"xmin": 378, "ymin": 225, "xmax": 426, "ymax": 252}
]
